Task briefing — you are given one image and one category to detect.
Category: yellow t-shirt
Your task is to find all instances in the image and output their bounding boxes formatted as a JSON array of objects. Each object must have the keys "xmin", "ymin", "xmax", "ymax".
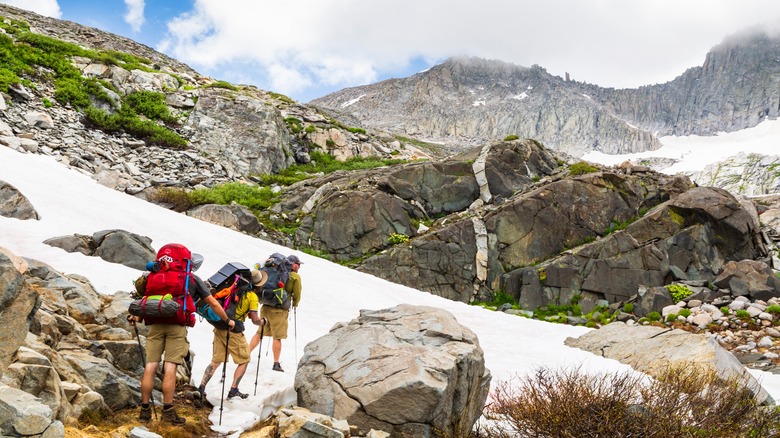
[{"xmin": 233, "ymin": 291, "xmax": 259, "ymax": 322}]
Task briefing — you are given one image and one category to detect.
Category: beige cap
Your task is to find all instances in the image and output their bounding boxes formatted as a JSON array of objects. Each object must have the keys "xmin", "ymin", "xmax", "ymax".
[{"xmin": 251, "ymin": 269, "xmax": 268, "ymax": 287}]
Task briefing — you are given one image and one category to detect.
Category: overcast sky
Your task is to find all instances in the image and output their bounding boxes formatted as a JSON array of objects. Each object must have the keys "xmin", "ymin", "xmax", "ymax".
[{"xmin": 4, "ymin": 0, "xmax": 780, "ymax": 102}]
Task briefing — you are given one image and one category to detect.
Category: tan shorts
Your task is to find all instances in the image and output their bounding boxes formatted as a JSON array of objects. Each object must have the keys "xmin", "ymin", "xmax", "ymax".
[
  {"xmin": 145, "ymin": 324, "xmax": 189, "ymax": 365},
  {"xmin": 259, "ymin": 306, "xmax": 289, "ymax": 340},
  {"xmin": 211, "ymin": 328, "xmax": 250, "ymax": 365}
]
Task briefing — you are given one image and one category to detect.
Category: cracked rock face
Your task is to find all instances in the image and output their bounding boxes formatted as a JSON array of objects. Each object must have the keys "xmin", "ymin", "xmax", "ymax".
[{"xmin": 294, "ymin": 304, "xmax": 491, "ymax": 438}]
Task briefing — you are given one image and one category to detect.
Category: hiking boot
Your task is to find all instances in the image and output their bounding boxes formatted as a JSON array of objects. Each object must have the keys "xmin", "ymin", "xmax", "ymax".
[
  {"xmin": 194, "ymin": 385, "xmax": 206, "ymax": 408},
  {"xmin": 227, "ymin": 387, "xmax": 249, "ymax": 399},
  {"xmin": 161, "ymin": 406, "xmax": 186, "ymax": 424},
  {"xmin": 138, "ymin": 404, "xmax": 151, "ymax": 422},
  {"xmin": 272, "ymin": 362, "xmax": 284, "ymax": 372}
]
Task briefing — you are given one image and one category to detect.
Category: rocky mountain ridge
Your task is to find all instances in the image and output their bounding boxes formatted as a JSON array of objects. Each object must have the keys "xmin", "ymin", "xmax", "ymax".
[
  {"xmin": 311, "ymin": 29, "xmax": 780, "ymax": 158},
  {"xmin": 0, "ymin": 3, "xmax": 435, "ymax": 198}
]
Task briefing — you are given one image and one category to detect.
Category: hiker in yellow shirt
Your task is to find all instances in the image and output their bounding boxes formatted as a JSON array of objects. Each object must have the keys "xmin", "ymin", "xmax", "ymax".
[{"xmin": 197, "ymin": 269, "xmax": 267, "ymax": 400}]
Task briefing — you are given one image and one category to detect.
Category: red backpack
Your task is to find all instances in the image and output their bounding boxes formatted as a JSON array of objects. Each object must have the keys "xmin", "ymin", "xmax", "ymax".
[{"xmin": 143, "ymin": 243, "xmax": 196, "ymax": 327}]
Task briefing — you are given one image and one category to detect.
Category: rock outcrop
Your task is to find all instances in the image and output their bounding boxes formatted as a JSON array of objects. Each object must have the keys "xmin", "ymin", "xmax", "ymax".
[
  {"xmin": 295, "ymin": 304, "xmax": 490, "ymax": 438},
  {"xmin": 0, "ymin": 180, "xmax": 39, "ymax": 220},
  {"xmin": 44, "ymin": 229, "xmax": 155, "ymax": 271},
  {"xmin": 565, "ymin": 322, "xmax": 772, "ymax": 404}
]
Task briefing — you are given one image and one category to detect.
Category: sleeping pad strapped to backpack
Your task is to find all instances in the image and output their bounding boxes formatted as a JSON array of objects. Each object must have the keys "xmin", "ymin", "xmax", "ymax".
[
  {"xmin": 133, "ymin": 243, "xmax": 197, "ymax": 327},
  {"xmin": 256, "ymin": 253, "xmax": 292, "ymax": 309},
  {"xmin": 195, "ymin": 262, "xmax": 253, "ymax": 333}
]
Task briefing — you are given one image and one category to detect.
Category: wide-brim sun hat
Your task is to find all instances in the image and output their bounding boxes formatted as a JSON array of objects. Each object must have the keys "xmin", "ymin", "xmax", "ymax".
[{"xmin": 251, "ymin": 269, "xmax": 268, "ymax": 287}]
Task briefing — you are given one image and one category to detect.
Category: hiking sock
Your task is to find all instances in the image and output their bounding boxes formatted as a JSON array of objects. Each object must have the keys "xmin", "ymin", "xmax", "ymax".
[{"xmin": 227, "ymin": 387, "xmax": 249, "ymax": 399}]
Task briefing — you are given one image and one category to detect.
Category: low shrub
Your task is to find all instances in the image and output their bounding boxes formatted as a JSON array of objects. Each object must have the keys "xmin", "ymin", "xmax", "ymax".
[
  {"xmin": 503, "ymin": 134, "xmax": 519, "ymax": 141},
  {"xmin": 667, "ymin": 283, "xmax": 693, "ymax": 302},
  {"xmin": 736, "ymin": 309, "xmax": 751, "ymax": 319},
  {"xmin": 767, "ymin": 304, "xmax": 780, "ymax": 315},
  {"xmin": 147, "ymin": 187, "xmax": 193, "ymax": 212},
  {"xmin": 481, "ymin": 363, "xmax": 780, "ymax": 437},
  {"xmin": 622, "ymin": 302, "xmax": 635, "ymax": 313},
  {"xmin": 388, "ymin": 233, "xmax": 409, "ymax": 245},
  {"xmin": 569, "ymin": 161, "xmax": 598, "ymax": 176},
  {"xmin": 189, "ymin": 182, "xmax": 277, "ymax": 212},
  {"xmin": 647, "ymin": 311, "xmax": 661, "ymax": 322}
]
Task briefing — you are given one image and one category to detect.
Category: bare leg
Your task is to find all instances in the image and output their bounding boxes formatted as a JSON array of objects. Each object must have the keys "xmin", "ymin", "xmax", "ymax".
[
  {"xmin": 199, "ymin": 361, "xmax": 220, "ymax": 388},
  {"xmin": 161, "ymin": 362, "xmax": 178, "ymax": 404},
  {"xmin": 232, "ymin": 363, "xmax": 248, "ymax": 387},
  {"xmin": 248, "ymin": 332, "xmax": 261, "ymax": 353},
  {"xmin": 272, "ymin": 339, "xmax": 282, "ymax": 363},
  {"xmin": 141, "ymin": 362, "xmax": 159, "ymax": 403}
]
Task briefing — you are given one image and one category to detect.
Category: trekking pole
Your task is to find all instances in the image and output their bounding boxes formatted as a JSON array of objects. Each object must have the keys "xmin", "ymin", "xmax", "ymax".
[
  {"xmin": 253, "ymin": 323, "xmax": 265, "ymax": 396},
  {"xmin": 294, "ymin": 307, "xmax": 298, "ymax": 366},
  {"xmin": 219, "ymin": 329, "xmax": 230, "ymax": 426},
  {"xmin": 127, "ymin": 315, "xmax": 157, "ymax": 420}
]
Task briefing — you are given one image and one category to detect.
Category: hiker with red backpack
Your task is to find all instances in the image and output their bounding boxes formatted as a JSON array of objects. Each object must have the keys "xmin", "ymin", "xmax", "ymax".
[
  {"xmin": 248, "ymin": 253, "xmax": 303, "ymax": 373},
  {"xmin": 130, "ymin": 243, "xmax": 235, "ymax": 424},
  {"xmin": 196, "ymin": 268, "xmax": 269, "ymax": 401}
]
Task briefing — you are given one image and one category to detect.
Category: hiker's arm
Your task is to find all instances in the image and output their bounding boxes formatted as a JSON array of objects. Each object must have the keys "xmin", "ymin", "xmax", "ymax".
[
  {"xmin": 247, "ymin": 292, "xmax": 262, "ymax": 325},
  {"xmin": 193, "ymin": 277, "xmax": 235, "ymax": 329},
  {"xmin": 248, "ymin": 310, "xmax": 262, "ymax": 325},
  {"xmin": 291, "ymin": 276, "xmax": 302, "ymax": 307}
]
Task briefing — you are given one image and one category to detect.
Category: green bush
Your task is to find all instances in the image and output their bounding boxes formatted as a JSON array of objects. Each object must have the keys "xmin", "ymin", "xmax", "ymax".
[
  {"xmin": 720, "ymin": 306, "xmax": 731, "ymax": 315},
  {"xmin": 189, "ymin": 182, "xmax": 277, "ymax": 211},
  {"xmin": 147, "ymin": 187, "xmax": 193, "ymax": 212},
  {"xmin": 124, "ymin": 90, "xmax": 178, "ymax": 125},
  {"xmin": 503, "ymin": 134, "xmax": 520, "ymax": 141},
  {"xmin": 678, "ymin": 308, "xmax": 692, "ymax": 318},
  {"xmin": 647, "ymin": 311, "xmax": 661, "ymax": 322},
  {"xmin": 569, "ymin": 161, "xmax": 598, "ymax": 176},
  {"xmin": 735, "ymin": 309, "xmax": 751, "ymax": 319},
  {"xmin": 622, "ymin": 302, "xmax": 634, "ymax": 313},
  {"xmin": 347, "ymin": 126, "xmax": 366, "ymax": 134},
  {"xmin": 667, "ymin": 283, "xmax": 693, "ymax": 302},
  {"xmin": 205, "ymin": 80, "xmax": 239, "ymax": 91},
  {"xmin": 388, "ymin": 233, "xmax": 409, "ymax": 245},
  {"xmin": 83, "ymin": 106, "xmax": 187, "ymax": 148},
  {"xmin": 767, "ymin": 305, "xmax": 780, "ymax": 314}
]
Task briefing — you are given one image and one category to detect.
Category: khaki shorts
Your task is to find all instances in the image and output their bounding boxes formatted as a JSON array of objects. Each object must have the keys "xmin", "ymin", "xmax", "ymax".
[
  {"xmin": 145, "ymin": 324, "xmax": 189, "ymax": 365},
  {"xmin": 259, "ymin": 306, "xmax": 289, "ymax": 340},
  {"xmin": 211, "ymin": 328, "xmax": 250, "ymax": 365}
]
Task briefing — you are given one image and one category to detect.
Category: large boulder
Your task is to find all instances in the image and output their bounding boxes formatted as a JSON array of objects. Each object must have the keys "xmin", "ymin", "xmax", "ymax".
[
  {"xmin": 565, "ymin": 322, "xmax": 772, "ymax": 404},
  {"xmin": 92, "ymin": 230, "xmax": 155, "ymax": 270},
  {"xmin": 295, "ymin": 304, "xmax": 490, "ymax": 437},
  {"xmin": 44, "ymin": 230, "xmax": 155, "ymax": 271},
  {"xmin": 0, "ymin": 253, "xmax": 39, "ymax": 380},
  {"xmin": 713, "ymin": 259, "xmax": 780, "ymax": 301},
  {"xmin": 0, "ymin": 180, "xmax": 39, "ymax": 220},
  {"xmin": 0, "ymin": 384, "xmax": 64, "ymax": 437},
  {"xmin": 187, "ymin": 202, "xmax": 261, "ymax": 235}
]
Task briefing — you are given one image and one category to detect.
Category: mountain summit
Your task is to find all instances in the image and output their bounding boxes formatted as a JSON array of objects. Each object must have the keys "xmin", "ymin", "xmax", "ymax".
[{"xmin": 311, "ymin": 29, "xmax": 780, "ymax": 157}]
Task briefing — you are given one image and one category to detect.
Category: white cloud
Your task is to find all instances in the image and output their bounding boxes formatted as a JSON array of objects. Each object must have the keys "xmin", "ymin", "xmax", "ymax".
[
  {"xmin": 157, "ymin": 0, "xmax": 780, "ymax": 101},
  {"xmin": 123, "ymin": 0, "xmax": 145, "ymax": 33},
  {"xmin": 0, "ymin": 0, "xmax": 61, "ymax": 18}
]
